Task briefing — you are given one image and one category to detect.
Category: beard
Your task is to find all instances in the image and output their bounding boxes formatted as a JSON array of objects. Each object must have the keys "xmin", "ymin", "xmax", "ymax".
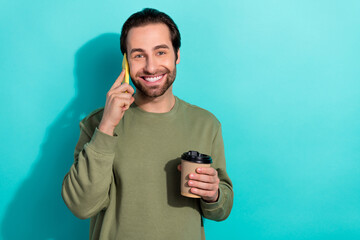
[{"xmin": 132, "ymin": 67, "xmax": 177, "ymax": 98}]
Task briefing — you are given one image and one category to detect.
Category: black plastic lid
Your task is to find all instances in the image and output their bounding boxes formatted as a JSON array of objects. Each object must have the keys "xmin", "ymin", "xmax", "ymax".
[{"xmin": 181, "ymin": 151, "xmax": 212, "ymax": 164}]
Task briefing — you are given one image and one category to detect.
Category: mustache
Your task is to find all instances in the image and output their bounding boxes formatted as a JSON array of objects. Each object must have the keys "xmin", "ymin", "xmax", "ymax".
[{"xmin": 137, "ymin": 69, "xmax": 170, "ymax": 76}]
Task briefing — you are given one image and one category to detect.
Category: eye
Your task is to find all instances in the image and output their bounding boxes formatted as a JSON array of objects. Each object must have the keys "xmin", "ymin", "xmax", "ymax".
[
  {"xmin": 157, "ymin": 51, "xmax": 166, "ymax": 56},
  {"xmin": 134, "ymin": 54, "xmax": 144, "ymax": 58}
]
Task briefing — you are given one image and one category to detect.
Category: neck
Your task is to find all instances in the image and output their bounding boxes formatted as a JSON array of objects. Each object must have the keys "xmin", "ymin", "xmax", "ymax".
[{"xmin": 134, "ymin": 87, "xmax": 176, "ymax": 113}]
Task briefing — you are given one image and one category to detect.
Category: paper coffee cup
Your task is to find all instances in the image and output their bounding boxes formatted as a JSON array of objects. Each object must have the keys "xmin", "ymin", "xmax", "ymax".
[{"xmin": 181, "ymin": 151, "xmax": 212, "ymax": 198}]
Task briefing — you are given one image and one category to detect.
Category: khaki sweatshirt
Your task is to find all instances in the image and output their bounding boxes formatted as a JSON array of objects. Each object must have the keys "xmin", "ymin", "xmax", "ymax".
[{"xmin": 62, "ymin": 96, "xmax": 233, "ymax": 240}]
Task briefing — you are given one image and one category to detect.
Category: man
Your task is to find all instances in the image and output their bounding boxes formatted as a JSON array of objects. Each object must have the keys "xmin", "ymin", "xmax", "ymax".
[{"xmin": 62, "ymin": 8, "xmax": 233, "ymax": 240}]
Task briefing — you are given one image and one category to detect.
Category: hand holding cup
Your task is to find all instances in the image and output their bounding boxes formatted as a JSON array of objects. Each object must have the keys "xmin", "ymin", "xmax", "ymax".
[{"xmin": 179, "ymin": 151, "xmax": 219, "ymax": 203}]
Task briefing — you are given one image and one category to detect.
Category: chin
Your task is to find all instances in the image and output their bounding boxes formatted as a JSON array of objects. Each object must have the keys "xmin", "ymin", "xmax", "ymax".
[{"xmin": 134, "ymin": 79, "xmax": 175, "ymax": 98}]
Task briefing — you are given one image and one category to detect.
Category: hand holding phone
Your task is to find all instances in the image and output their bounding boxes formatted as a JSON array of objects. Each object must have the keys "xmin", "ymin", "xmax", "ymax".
[
  {"xmin": 98, "ymin": 69, "xmax": 134, "ymax": 136},
  {"xmin": 98, "ymin": 54, "xmax": 134, "ymax": 135}
]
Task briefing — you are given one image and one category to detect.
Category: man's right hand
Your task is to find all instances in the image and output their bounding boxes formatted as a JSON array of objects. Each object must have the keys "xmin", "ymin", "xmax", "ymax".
[{"xmin": 98, "ymin": 70, "xmax": 135, "ymax": 136}]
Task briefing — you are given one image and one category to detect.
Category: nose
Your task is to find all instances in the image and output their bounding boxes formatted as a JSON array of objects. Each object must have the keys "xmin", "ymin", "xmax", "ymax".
[{"xmin": 143, "ymin": 56, "xmax": 157, "ymax": 74}]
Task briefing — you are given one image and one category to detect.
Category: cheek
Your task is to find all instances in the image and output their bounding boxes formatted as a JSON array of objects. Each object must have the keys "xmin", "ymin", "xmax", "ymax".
[
  {"xmin": 128, "ymin": 62, "xmax": 141, "ymax": 76},
  {"xmin": 164, "ymin": 58, "xmax": 176, "ymax": 69}
]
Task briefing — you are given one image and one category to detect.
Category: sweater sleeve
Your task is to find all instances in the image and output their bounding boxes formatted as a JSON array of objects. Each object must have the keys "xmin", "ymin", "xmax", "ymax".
[
  {"xmin": 200, "ymin": 124, "xmax": 234, "ymax": 221},
  {"xmin": 61, "ymin": 122, "xmax": 117, "ymax": 219}
]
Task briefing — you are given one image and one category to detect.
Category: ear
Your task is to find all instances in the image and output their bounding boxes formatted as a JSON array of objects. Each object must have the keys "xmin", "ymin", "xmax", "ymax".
[{"xmin": 176, "ymin": 49, "xmax": 180, "ymax": 64}]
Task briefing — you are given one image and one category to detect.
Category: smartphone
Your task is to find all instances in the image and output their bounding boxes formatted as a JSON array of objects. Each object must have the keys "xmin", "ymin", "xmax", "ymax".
[{"xmin": 122, "ymin": 53, "xmax": 130, "ymax": 84}]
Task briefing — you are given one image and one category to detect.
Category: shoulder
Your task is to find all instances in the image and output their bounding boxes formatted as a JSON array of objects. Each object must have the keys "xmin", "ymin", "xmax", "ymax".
[
  {"xmin": 177, "ymin": 97, "xmax": 221, "ymax": 127},
  {"xmin": 79, "ymin": 107, "xmax": 104, "ymax": 134}
]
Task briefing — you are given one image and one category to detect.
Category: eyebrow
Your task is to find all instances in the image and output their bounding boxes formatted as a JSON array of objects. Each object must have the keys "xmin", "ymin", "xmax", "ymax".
[
  {"xmin": 154, "ymin": 44, "xmax": 170, "ymax": 50},
  {"xmin": 130, "ymin": 48, "xmax": 145, "ymax": 54},
  {"xmin": 130, "ymin": 44, "xmax": 170, "ymax": 54}
]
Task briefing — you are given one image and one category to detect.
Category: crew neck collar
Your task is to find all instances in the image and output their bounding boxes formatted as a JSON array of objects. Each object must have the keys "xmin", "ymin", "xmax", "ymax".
[{"xmin": 130, "ymin": 96, "xmax": 180, "ymax": 118}]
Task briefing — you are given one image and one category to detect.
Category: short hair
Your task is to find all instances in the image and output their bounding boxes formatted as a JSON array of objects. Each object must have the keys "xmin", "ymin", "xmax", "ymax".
[{"xmin": 120, "ymin": 8, "xmax": 181, "ymax": 57}]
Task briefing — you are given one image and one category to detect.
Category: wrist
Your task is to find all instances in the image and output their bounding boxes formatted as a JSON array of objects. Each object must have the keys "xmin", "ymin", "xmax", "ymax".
[
  {"xmin": 98, "ymin": 122, "xmax": 115, "ymax": 136},
  {"xmin": 202, "ymin": 190, "xmax": 219, "ymax": 203}
]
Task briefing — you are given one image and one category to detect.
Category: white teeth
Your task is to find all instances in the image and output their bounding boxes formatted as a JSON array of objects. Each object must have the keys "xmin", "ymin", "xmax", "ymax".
[{"xmin": 144, "ymin": 75, "xmax": 163, "ymax": 82}]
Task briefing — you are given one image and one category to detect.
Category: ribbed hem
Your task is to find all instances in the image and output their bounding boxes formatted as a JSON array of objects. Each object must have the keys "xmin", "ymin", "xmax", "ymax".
[
  {"xmin": 88, "ymin": 128, "xmax": 118, "ymax": 154},
  {"xmin": 200, "ymin": 184, "xmax": 226, "ymax": 210}
]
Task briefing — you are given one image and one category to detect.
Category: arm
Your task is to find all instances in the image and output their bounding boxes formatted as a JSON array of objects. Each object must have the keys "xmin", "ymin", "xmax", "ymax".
[
  {"xmin": 61, "ymin": 124, "xmax": 117, "ymax": 219},
  {"xmin": 199, "ymin": 125, "xmax": 234, "ymax": 221},
  {"xmin": 62, "ymin": 70, "xmax": 134, "ymax": 219}
]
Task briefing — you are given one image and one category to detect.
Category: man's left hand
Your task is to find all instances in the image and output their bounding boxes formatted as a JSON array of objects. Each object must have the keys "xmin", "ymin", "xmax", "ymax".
[{"xmin": 178, "ymin": 165, "xmax": 220, "ymax": 202}]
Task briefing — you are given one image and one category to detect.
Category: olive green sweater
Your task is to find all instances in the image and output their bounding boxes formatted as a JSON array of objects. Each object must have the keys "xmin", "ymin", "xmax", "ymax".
[{"xmin": 62, "ymin": 97, "xmax": 233, "ymax": 240}]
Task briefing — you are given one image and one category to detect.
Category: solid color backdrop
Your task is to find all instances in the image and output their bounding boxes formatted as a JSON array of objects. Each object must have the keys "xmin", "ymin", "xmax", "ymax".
[{"xmin": 1, "ymin": 0, "xmax": 359, "ymax": 239}]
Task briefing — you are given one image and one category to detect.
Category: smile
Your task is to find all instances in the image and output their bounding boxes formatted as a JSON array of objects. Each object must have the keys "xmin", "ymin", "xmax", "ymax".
[{"xmin": 142, "ymin": 74, "xmax": 165, "ymax": 82}]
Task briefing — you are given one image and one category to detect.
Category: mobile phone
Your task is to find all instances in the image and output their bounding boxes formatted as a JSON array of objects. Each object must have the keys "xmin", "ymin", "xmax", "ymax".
[{"xmin": 122, "ymin": 53, "xmax": 130, "ymax": 84}]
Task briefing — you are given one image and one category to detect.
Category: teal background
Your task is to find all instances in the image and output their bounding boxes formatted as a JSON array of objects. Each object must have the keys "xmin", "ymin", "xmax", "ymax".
[{"xmin": 1, "ymin": 0, "xmax": 359, "ymax": 239}]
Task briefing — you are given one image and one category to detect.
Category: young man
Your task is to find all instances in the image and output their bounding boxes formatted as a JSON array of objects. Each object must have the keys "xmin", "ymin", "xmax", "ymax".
[{"xmin": 62, "ymin": 8, "xmax": 233, "ymax": 240}]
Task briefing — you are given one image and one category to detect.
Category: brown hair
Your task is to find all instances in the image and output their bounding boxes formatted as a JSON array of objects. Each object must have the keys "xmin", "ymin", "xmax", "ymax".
[{"xmin": 120, "ymin": 8, "xmax": 181, "ymax": 58}]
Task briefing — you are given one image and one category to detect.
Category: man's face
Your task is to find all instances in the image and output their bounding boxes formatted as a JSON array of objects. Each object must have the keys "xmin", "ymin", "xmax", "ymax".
[{"xmin": 126, "ymin": 23, "xmax": 180, "ymax": 98}]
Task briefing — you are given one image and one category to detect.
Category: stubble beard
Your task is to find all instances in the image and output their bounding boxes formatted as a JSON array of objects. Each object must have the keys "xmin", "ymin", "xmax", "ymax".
[{"xmin": 133, "ymin": 67, "xmax": 177, "ymax": 98}]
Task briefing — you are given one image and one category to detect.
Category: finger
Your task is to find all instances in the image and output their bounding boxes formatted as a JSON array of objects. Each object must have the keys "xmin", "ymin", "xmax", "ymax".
[
  {"xmin": 110, "ymin": 70, "xmax": 125, "ymax": 90},
  {"xmin": 177, "ymin": 164, "xmax": 182, "ymax": 172},
  {"xmin": 111, "ymin": 83, "xmax": 135, "ymax": 95},
  {"xmin": 190, "ymin": 188, "xmax": 218, "ymax": 199},
  {"xmin": 196, "ymin": 167, "xmax": 217, "ymax": 176},
  {"xmin": 188, "ymin": 180, "xmax": 217, "ymax": 191},
  {"xmin": 123, "ymin": 84, "xmax": 135, "ymax": 95},
  {"xmin": 189, "ymin": 172, "xmax": 219, "ymax": 184},
  {"xmin": 123, "ymin": 96, "xmax": 134, "ymax": 108},
  {"xmin": 107, "ymin": 86, "xmax": 134, "ymax": 100},
  {"xmin": 109, "ymin": 94, "xmax": 133, "ymax": 109},
  {"xmin": 108, "ymin": 92, "xmax": 133, "ymax": 102}
]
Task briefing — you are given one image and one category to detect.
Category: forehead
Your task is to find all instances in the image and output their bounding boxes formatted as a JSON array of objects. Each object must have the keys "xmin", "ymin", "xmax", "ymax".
[{"xmin": 126, "ymin": 23, "xmax": 173, "ymax": 51}]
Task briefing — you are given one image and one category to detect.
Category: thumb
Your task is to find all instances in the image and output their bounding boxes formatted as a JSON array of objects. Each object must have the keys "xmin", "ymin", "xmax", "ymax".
[{"xmin": 177, "ymin": 164, "xmax": 181, "ymax": 172}]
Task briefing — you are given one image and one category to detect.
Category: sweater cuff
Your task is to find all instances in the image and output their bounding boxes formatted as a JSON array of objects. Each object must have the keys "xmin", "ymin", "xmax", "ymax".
[
  {"xmin": 200, "ymin": 183, "xmax": 226, "ymax": 210},
  {"xmin": 87, "ymin": 128, "xmax": 117, "ymax": 154}
]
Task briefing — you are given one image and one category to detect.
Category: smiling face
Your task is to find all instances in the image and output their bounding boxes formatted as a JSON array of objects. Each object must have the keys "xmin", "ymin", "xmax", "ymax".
[{"xmin": 126, "ymin": 23, "xmax": 180, "ymax": 98}]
